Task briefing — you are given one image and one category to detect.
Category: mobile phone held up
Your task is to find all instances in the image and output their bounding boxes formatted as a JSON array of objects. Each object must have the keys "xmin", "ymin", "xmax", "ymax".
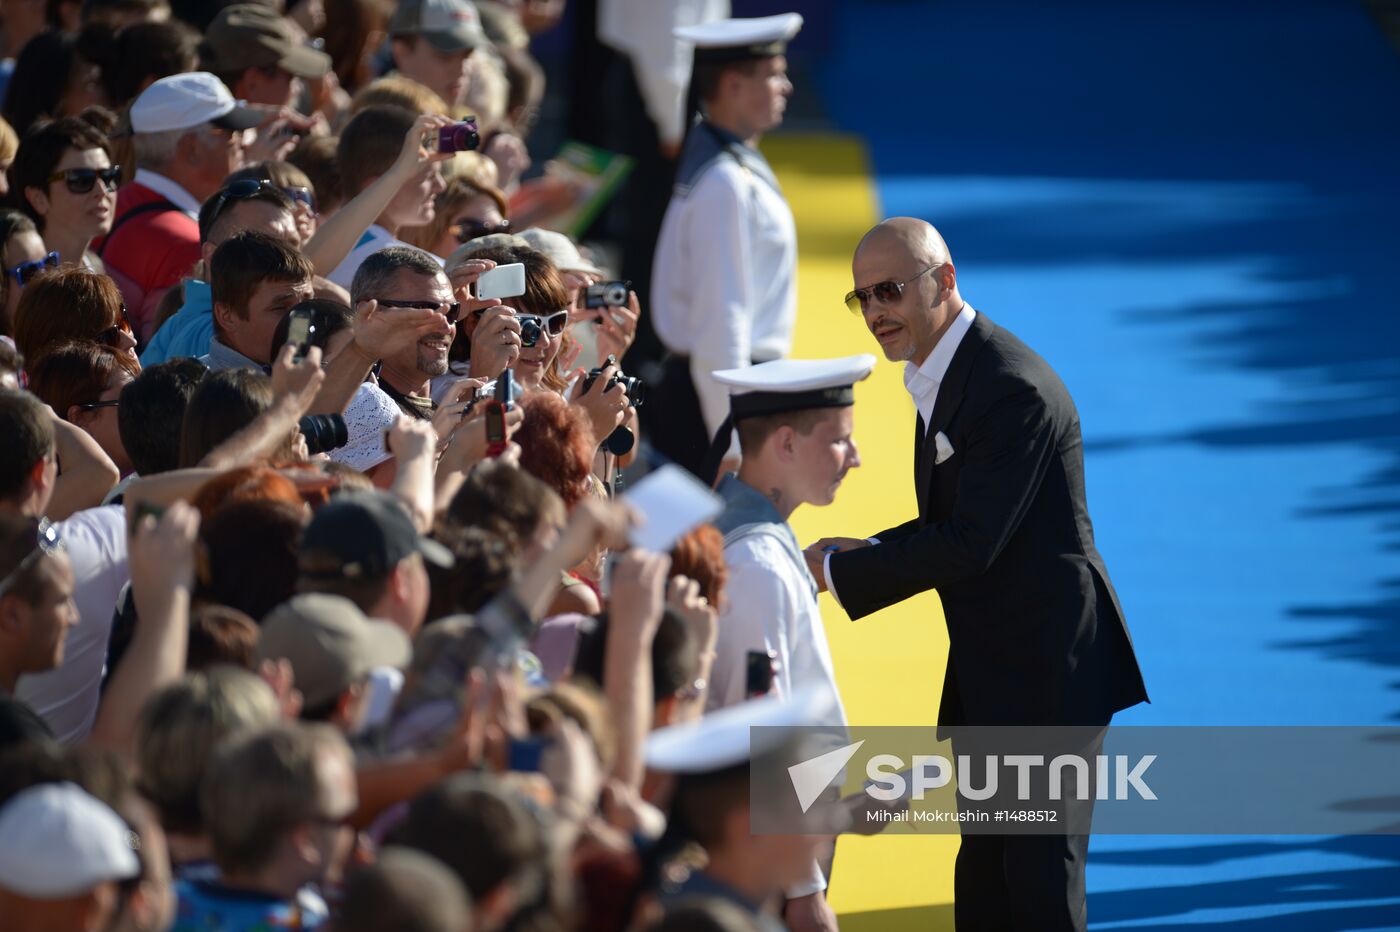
[
  {"xmin": 475, "ymin": 262, "xmax": 527, "ymax": 301},
  {"xmin": 284, "ymin": 303, "xmax": 316, "ymax": 362}
]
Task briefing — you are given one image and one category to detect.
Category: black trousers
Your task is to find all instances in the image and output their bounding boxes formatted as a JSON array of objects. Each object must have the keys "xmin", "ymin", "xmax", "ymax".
[{"xmin": 950, "ymin": 728, "xmax": 1105, "ymax": 931}]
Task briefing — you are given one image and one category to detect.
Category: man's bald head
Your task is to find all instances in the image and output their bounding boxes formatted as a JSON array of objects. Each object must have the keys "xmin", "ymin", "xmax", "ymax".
[
  {"xmin": 851, "ymin": 217, "xmax": 962, "ymax": 366},
  {"xmin": 854, "ymin": 217, "xmax": 951, "ymax": 269}
]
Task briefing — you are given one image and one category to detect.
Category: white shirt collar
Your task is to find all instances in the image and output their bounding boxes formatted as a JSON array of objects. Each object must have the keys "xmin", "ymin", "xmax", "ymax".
[
  {"xmin": 132, "ymin": 169, "xmax": 201, "ymax": 218},
  {"xmin": 903, "ymin": 304, "xmax": 977, "ymax": 427}
]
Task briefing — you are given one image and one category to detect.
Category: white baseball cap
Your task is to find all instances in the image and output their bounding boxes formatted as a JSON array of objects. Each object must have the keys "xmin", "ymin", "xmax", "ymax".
[
  {"xmin": 130, "ymin": 72, "xmax": 262, "ymax": 134},
  {"xmin": 0, "ymin": 783, "xmax": 140, "ymax": 899}
]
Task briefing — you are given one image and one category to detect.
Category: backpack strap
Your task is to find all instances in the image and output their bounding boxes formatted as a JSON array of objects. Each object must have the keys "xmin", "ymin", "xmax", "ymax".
[{"xmin": 96, "ymin": 198, "xmax": 180, "ymax": 258}]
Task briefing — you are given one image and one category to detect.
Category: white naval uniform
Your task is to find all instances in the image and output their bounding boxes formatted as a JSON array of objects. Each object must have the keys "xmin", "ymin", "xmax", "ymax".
[
  {"xmin": 652, "ymin": 123, "xmax": 798, "ymax": 449},
  {"xmin": 708, "ymin": 477, "xmax": 845, "ymax": 729}
]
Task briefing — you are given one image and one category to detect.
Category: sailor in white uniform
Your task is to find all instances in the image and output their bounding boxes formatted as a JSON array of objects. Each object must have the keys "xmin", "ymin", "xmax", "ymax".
[
  {"xmin": 650, "ymin": 13, "xmax": 803, "ymax": 477},
  {"xmin": 700, "ymin": 355, "xmax": 875, "ymax": 736}
]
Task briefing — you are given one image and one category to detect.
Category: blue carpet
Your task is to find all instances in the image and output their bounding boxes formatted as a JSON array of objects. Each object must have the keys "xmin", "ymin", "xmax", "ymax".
[{"xmin": 821, "ymin": 0, "xmax": 1400, "ymax": 926}]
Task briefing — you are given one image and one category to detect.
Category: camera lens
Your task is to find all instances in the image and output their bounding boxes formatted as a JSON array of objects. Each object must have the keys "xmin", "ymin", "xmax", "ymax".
[
  {"xmin": 297, "ymin": 414, "xmax": 348, "ymax": 454},
  {"xmin": 604, "ymin": 284, "xmax": 628, "ymax": 306},
  {"xmin": 519, "ymin": 318, "xmax": 542, "ymax": 347},
  {"xmin": 622, "ymin": 375, "xmax": 645, "ymax": 407}
]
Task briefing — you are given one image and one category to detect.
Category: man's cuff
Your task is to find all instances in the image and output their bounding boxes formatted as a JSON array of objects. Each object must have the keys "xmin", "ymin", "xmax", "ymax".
[
  {"xmin": 823, "ymin": 551, "xmax": 843, "ymax": 609},
  {"xmin": 784, "ymin": 860, "xmax": 827, "ymax": 898}
]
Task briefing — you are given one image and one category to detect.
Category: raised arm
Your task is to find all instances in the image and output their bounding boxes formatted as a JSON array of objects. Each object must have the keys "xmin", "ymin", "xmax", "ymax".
[
  {"xmin": 44, "ymin": 409, "xmax": 120, "ymax": 520},
  {"xmin": 199, "ymin": 346, "xmax": 324, "ymax": 470}
]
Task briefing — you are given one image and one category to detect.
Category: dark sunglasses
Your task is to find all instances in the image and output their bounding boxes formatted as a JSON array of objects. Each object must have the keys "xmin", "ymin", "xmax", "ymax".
[
  {"xmin": 206, "ymin": 179, "xmax": 276, "ymax": 228},
  {"xmin": 452, "ymin": 218, "xmax": 511, "ymax": 244},
  {"xmin": 7, "ymin": 251, "xmax": 59, "ymax": 287},
  {"xmin": 844, "ymin": 263, "xmax": 944, "ymax": 314},
  {"xmin": 75, "ymin": 398, "xmax": 120, "ymax": 412},
  {"xmin": 378, "ymin": 298, "xmax": 463, "ymax": 324},
  {"xmin": 48, "ymin": 166, "xmax": 121, "ymax": 195},
  {"xmin": 281, "ymin": 185, "xmax": 317, "ymax": 212},
  {"xmin": 95, "ymin": 305, "xmax": 134, "ymax": 347},
  {"xmin": 0, "ymin": 517, "xmax": 63, "ymax": 597}
]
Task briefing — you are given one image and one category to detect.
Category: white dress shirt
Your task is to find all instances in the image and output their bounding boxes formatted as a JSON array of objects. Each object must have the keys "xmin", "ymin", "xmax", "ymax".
[
  {"xmin": 823, "ymin": 305, "xmax": 978, "ymax": 604},
  {"xmin": 132, "ymin": 168, "xmax": 201, "ymax": 219}
]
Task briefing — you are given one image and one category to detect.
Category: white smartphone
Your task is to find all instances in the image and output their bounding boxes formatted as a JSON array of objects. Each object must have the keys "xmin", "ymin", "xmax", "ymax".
[{"xmin": 474, "ymin": 262, "xmax": 527, "ymax": 300}]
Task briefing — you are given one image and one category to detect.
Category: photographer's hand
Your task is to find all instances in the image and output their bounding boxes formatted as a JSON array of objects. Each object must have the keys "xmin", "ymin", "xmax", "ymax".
[
  {"xmin": 469, "ymin": 305, "xmax": 522, "ymax": 380},
  {"xmin": 572, "ymin": 359, "xmax": 629, "ymax": 447},
  {"xmin": 594, "ymin": 291, "xmax": 641, "ymax": 362}
]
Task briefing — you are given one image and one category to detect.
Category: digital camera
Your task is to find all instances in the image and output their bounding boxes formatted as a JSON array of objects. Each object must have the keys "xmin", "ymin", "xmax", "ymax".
[
  {"xmin": 580, "ymin": 358, "xmax": 645, "ymax": 408},
  {"xmin": 583, "ymin": 281, "xmax": 630, "ymax": 309},
  {"xmin": 434, "ymin": 119, "xmax": 480, "ymax": 153}
]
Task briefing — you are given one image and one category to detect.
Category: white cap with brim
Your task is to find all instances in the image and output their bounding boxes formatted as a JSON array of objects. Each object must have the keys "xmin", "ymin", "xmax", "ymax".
[
  {"xmin": 646, "ymin": 686, "xmax": 834, "ymax": 774},
  {"xmin": 700, "ymin": 354, "xmax": 876, "ymax": 485},
  {"xmin": 0, "ymin": 783, "xmax": 139, "ymax": 899},
  {"xmin": 130, "ymin": 72, "xmax": 262, "ymax": 134},
  {"xmin": 674, "ymin": 13, "xmax": 804, "ymax": 63},
  {"xmin": 329, "ymin": 383, "xmax": 403, "ymax": 473},
  {"xmin": 517, "ymin": 228, "xmax": 604, "ymax": 277}
]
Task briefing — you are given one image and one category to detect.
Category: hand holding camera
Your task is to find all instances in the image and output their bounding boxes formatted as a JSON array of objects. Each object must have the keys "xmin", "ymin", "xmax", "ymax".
[
  {"xmin": 469, "ymin": 305, "xmax": 522, "ymax": 380},
  {"xmin": 581, "ymin": 285, "xmax": 641, "ymax": 362}
]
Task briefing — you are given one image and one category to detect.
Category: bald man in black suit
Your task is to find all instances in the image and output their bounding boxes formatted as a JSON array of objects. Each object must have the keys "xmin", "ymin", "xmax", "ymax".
[{"xmin": 806, "ymin": 218, "xmax": 1148, "ymax": 931}]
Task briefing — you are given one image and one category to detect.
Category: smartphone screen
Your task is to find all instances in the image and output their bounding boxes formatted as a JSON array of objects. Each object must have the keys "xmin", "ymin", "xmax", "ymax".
[
  {"xmin": 285, "ymin": 306, "xmax": 315, "ymax": 361},
  {"xmin": 484, "ymin": 401, "xmax": 508, "ymax": 456},
  {"xmin": 475, "ymin": 263, "xmax": 527, "ymax": 300}
]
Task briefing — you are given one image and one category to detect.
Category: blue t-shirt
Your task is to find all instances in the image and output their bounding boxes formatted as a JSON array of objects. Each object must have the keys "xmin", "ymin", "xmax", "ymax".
[
  {"xmin": 173, "ymin": 877, "xmax": 329, "ymax": 931},
  {"xmin": 141, "ymin": 279, "xmax": 214, "ymax": 367}
]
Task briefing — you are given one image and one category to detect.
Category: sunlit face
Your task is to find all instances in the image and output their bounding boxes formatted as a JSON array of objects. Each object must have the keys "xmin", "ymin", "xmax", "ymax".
[
  {"xmin": 221, "ymin": 276, "xmax": 315, "ymax": 365},
  {"xmin": 431, "ymin": 193, "xmax": 505, "ymax": 259},
  {"xmin": 191, "ymin": 125, "xmax": 247, "ymax": 198},
  {"xmin": 394, "ymin": 37, "xmax": 471, "ymax": 107},
  {"xmin": 378, "ymin": 268, "xmax": 455, "ymax": 379},
  {"xmin": 851, "ymin": 246, "xmax": 946, "ymax": 365},
  {"xmin": 16, "ymin": 551, "xmax": 79, "ymax": 673},
  {"xmin": 790, "ymin": 407, "xmax": 860, "ymax": 506},
  {"xmin": 304, "ymin": 748, "xmax": 358, "ymax": 884},
  {"xmin": 38, "ymin": 146, "xmax": 116, "ymax": 244},
  {"xmin": 386, "ymin": 159, "xmax": 446, "ymax": 232},
  {"xmin": 731, "ymin": 55, "xmax": 792, "ymax": 136}
]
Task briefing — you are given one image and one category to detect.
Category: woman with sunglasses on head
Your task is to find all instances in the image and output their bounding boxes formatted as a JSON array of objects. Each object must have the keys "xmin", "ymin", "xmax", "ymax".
[
  {"xmin": 400, "ymin": 176, "xmax": 511, "ymax": 261},
  {"xmin": 12, "ymin": 267, "xmax": 138, "ymax": 369},
  {"xmin": 26, "ymin": 340, "xmax": 141, "ymax": 475},
  {"xmin": 0, "ymin": 209, "xmax": 52, "ymax": 338},
  {"xmin": 10, "ymin": 115, "xmax": 119, "ymax": 274}
]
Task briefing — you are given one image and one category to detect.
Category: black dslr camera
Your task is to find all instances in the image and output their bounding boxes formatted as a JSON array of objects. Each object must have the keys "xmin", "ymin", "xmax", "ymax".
[
  {"xmin": 580, "ymin": 357, "xmax": 645, "ymax": 408},
  {"xmin": 298, "ymin": 413, "xmax": 348, "ymax": 454}
]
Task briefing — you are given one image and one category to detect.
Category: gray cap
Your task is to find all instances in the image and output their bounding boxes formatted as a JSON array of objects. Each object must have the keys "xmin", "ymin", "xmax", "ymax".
[
  {"xmin": 389, "ymin": 0, "xmax": 489, "ymax": 53},
  {"xmin": 259, "ymin": 594, "xmax": 412, "ymax": 709}
]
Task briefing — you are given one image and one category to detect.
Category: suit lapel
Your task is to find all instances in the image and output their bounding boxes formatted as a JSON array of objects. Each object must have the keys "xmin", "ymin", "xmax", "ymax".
[{"xmin": 916, "ymin": 312, "xmax": 996, "ymax": 510}]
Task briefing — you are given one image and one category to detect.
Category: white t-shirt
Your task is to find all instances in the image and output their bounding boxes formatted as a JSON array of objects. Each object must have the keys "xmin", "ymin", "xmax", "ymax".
[
  {"xmin": 327, "ymin": 225, "xmax": 443, "ymax": 289},
  {"xmin": 15, "ymin": 505, "xmax": 129, "ymax": 744}
]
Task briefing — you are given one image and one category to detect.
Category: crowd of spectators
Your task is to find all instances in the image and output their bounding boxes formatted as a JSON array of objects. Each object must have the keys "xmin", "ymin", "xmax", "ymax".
[{"xmin": 0, "ymin": 2, "xmax": 844, "ymax": 931}]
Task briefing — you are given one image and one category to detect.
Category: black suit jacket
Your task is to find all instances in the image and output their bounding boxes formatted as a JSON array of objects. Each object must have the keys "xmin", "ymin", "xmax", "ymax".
[{"xmin": 829, "ymin": 312, "xmax": 1148, "ymax": 729}]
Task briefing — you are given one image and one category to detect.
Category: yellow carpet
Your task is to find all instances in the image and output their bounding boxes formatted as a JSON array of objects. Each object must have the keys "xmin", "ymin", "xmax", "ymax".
[{"xmin": 762, "ymin": 134, "xmax": 958, "ymax": 925}]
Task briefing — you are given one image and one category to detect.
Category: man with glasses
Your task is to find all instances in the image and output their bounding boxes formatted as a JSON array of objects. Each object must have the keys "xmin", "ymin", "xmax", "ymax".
[
  {"xmin": 202, "ymin": 230, "xmax": 315, "ymax": 370},
  {"xmin": 99, "ymin": 72, "xmax": 259, "ymax": 340},
  {"xmin": 178, "ymin": 722, "xmax": 357, "ymax": 929},
  {"xmin": 348, "ymin": 246, "xmax": 460, "ymax": 419},
  {"xmin": 0, "ymin": 389, "xmax": 130, "ymax": 744},
  {"xmin": 651, "ymin": 14, "xmax": 802, "ymax": 479},
  {"xmin": 0, "ymin": 513, "xmax": 76, "ymax": 704},
  {"xmin": 806, "ymin": 218, "xmax": 1148, "ymax": 932}
]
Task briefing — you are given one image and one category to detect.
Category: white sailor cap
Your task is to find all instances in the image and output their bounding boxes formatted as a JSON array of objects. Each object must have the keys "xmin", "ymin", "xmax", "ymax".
[
  {"xmin": 674, "ymin": 13, "xmax": 804, "ymax": 64},
  {"xmin": 646, "ymin": 686, "xmax": 833, "ymax": 774},
  {"xmin": 712, "ymin": 354, "xmax": 876, "ymax": 422}
]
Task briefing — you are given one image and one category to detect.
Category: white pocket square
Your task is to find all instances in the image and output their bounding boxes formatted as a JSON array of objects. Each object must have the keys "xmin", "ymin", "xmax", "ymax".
[{"xmin": 934, "ymin": 431, "xmax": 955, "ymax": 465}]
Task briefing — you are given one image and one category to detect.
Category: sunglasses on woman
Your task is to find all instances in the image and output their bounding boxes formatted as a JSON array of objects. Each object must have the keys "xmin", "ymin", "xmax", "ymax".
[
  {"xmin": 844, "ymin": 263, "xmax": 944, "ymax": 314},
  {"xmin": 95, "ymin": 305, "xmax": 134, "ymax": 347},
  {"xmin": 518, "ymin": 309, "xmax": 568, "ymax": 336},
  {"xmin": 7, "ymin": 251, "xmax": 59, "ymax": 287},
  {"xmin": 0, "ymin": 517, "xmax": 63, "ymax": 597},
  {"xmin": 452, "ymin": 219, "xmax": 511, "ymax": 244},
  {"xmin": 281, "ymin": 185, "xmax": 317, "ymax": 212},
  {"xmin": 48, "ymin": 166, "xmax": 122, "ymax": 195}
]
